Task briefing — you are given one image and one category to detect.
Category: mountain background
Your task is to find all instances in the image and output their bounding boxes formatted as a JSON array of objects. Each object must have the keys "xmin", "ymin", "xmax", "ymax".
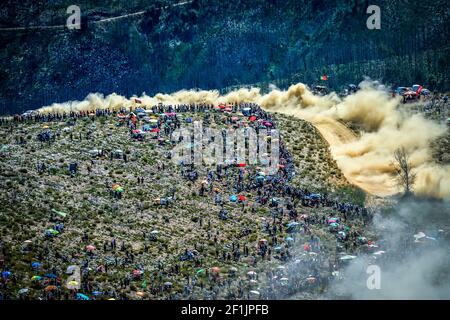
[{"xmin": 0, "ymin": 0, "xmax": 449, "ymax": 115}]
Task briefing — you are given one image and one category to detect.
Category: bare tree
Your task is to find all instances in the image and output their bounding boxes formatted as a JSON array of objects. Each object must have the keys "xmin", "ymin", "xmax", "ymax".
[{"xmin": 392, "ymin": 147, "xmax": 416, "ymax": 195}]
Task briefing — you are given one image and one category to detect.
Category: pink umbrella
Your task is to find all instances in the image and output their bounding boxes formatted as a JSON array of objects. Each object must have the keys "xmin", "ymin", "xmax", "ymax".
[
  {"xmin": 132, "ymin": 270, "xmax": 142, "ymax": 276},
  {"xmin": 86, "ymin": 245, "xmax": 95, "ymax": 252}
]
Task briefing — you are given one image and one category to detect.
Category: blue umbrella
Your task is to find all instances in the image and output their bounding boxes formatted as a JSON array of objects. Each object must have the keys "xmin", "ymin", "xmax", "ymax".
[
  {"xmin": 44, "ymin": 273, "xmax": 58, "ymax": 279},
  {"xmin": 92, "ymin": 291, "xmax": 103, "ymax": 296},
  {"xmin": 229, "ymin": 195, "xmax": 237, "ymax": 202},
  {"xmin": 285, "ymin": 237, "xmax": 294, "ymax": 243},
  {"xmin": 76, "ymin": 293, "xmax": 90, "ymax": 300},
  {"xmin": 31, "ymin": 262, "xmax": 41, "ymax": 269},
  {"xmin": 2, "ymin": 271, "xmax": 12, "ymax": 279}
]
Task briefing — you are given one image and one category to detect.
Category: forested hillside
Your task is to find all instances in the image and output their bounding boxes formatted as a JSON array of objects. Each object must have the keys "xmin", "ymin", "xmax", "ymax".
[{"xmin": 0, "ymin": 0, "xmax": 449, "ymax": 114}]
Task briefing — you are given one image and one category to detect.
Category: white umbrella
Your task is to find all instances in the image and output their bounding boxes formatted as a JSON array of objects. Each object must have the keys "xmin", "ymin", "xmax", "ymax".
[
  {"xmin": 340, "ymin": 255, "xmax": 357, "ymax": 260},
  {"xmin": 249, "ymin": 290, "xmax": 260, "ymax": 297}
]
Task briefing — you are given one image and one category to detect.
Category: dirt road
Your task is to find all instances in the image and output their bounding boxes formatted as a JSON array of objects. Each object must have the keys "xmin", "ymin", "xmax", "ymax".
[{"xmin": 268, "ymin": 108, "xmax": 397, "ymax": 197}]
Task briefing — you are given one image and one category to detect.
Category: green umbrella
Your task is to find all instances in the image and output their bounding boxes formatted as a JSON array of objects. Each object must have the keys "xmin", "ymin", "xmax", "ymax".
[
  {"xmin": 45, "ymin": 229, "xmax": 59, "ymax": 235},
  {"xmin": 51, "ymin": 209, "xmax": 67, "ymax": 218},
  {"xmin": 196, "ymin": 269, "xmax": 206, "ymax": 275}
]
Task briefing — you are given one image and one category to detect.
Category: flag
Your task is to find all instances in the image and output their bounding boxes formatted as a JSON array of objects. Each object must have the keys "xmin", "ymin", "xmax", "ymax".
[
  {"xmin": 416, "ymin": 85, "xmax": 423, "ymax": 94},
  {"xmin": 320, "ymin": 75, "xmax": 328, "ymax": 81}
]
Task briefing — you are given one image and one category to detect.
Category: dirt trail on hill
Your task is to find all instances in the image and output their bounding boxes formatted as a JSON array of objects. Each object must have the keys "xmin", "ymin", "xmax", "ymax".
[
  {"xmin": 311, "ymin": 118, "xmax": 397, "ymax": 196},
  {"xmin": 275, "ymin": 110, "xmax": 398, "ymax": 197}
]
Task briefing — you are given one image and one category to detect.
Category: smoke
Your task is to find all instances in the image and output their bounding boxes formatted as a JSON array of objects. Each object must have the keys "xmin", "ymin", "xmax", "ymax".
[
  {"xmin": 328, "ymin": 200, "xmax": 450, "ymax": 299},
  {"xmin": 36, "ymin": 81, "xmax": 450, "ymax": 199}
]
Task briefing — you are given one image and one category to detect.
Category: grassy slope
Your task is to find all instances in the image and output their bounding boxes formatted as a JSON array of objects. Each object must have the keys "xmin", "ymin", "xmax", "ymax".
[{"xmin": 0, "ymin": 111, "xmax": 372, "ymax": 299}]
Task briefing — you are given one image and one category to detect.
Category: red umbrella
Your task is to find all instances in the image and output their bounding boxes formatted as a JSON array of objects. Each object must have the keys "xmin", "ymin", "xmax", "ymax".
[
  {"xmin": 249, "ymin": 116, "xmax": 257, "ymax": 122},
  {"xmin": 238, "ymin": 195, "xmax": 246, "ymax": 202},
  {"xmin": 237, "ymin": 163, "xmax": 246, "ymax": 167},
  {"xmin": 151, "ymin": 128, "xmax": 160, "ymax": 132}
]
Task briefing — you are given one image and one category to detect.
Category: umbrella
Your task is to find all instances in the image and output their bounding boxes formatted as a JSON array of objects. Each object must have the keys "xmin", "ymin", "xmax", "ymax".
[
  {"xmin": 229, "ymin": 267, "xmax": 238, "ymax": 273},
  {"xmin": 211, "ymin": 267, "xmax": 220, "ymax": 274},
  {"xmin": 76, "ymin": 293, "xmax": 90, "ymax": 300},
  {"xmin": 287, "ymin": 222, "xmax": 299, "ymax": 227},
  {"xmin": 238, "ymin": 195, "xmax": 246, "ymax": 202},
  {"xmin": 31, "ymin": 262, "xmax": 41, "ymax": 269},
  {"xmin": 45, "ymin": 229, "xmax": 59, "ymax": 236},
  {"xmin": 196, "ymin": 269, "xmax": 206, "ymax": 275},
  {"xmin": 285, "ymin": 237, "xmax": 294, "ymax": 243},
  {"xmin": 329, "ymin": 222, "xmax": 339, "ymax": 228},
  {"xmin": 164, "ymin": 282, "xmax": 173, "ymax": 287},
  {"xmin": 86, "ymin": 245, "xmax": 96, "ymax": 251},
  {"xmin": 249, "ymin": 290, "xmax": 260, "ymax": 297},
  {"xmin": 51, "ymin": 209, "xmax": 67, "ymax": 218},
  {"xmin": 31, "ymin": 275, "xmax": 42, "ymax": 281},
  {"xmin": 67, "ymin": 280, "xmax": 79, "ymax": 286},
  {"xmin": 18, "ymin": 288, "xmax": 29, "ymax": 295},
  {"xmin": 136, "ymin": 291, "xmax": 145, "ymax": 297},
  {"xmin": 229, "ymin": 195, "xmax": 237, "ymax": 202},
  {"xmin": 339, "ymin": 255, "xmax": 357, "ymax": 260},
  {"xmin": 2, "ymin": 271, "xmax": 11, "ymax": 278},
  {"xmin": 247, "ymin": 271, "xmax": 257, "ymax": 277},
  {"xmin": 150, "ymin": 230, "xmax": 159, "ymax": 235},
  {"xmin": 132, "ymin": 270, "xmax": 143, "ymax": 276},
  {"xmin": 44, "ymin": 285, "xmax": 57, "ymax": 292},
  {"xmin": 44, "ymin": 273, "xmax": 57, "ymax": 279}
]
